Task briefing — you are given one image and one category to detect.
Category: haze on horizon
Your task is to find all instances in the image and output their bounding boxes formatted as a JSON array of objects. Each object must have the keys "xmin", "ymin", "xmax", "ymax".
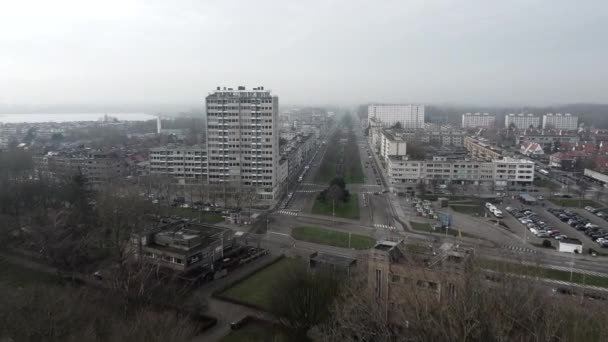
[{"xmin": 1, "ymin": 0, "xmax": 607, "ymax": 109}]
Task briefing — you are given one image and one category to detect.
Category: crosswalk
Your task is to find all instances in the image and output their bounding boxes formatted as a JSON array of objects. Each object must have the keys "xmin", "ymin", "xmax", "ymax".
[
  {"xmin": 277, "ymin": 210, "xmax": 299, "ymax": 216},
  {"xmin": 501, "ymin": 245, "xmax": 539, "ymax": 254},
  {"xmin": 374, "ymin": 223, "xmax": 396, "ymax": 230},
  {"xmin": 295, "ymin": 190, "xmax": 320, "ymax": 193}
]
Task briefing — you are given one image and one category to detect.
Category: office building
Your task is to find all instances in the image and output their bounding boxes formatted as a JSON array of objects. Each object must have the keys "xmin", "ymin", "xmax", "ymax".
[
  {"xmin": 505, "ymin": 113, "xmax": 541, "ymax": 130},
  {"xmin": 368, "ymin": 104, "xmax": 425, "ymax": 128},
  {"xmin": 205, "ymin": 86, "xmax": 279, "ymax": 201},
  {"xmin": 131, "ymin": 220, "xmax": 234, "ymax": 273},
  {"xmin": 461, "ymin": 113, "xmax": 495, "ymax": 128},
  {"xmin": 542, "ymin": 113, "xmax": 578, "ymax": 130}
]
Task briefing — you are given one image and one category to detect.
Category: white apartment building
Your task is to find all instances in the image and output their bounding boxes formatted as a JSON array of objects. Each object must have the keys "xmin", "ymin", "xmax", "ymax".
[
  {"xmin": 379, "ymin": 130, "xmax": 407, "ymax": 163},
  {"xmin": 505, "ymin": 113, "xmax": 541, "ymax": 129},
  {"xmin": 461, "ymin": 113, "xmax": 495, "ymax": 128},
  {"xmin": 386, "ymin": 156, "xmax": 534, "ymax": 192},
  {"xmin": 542, "ymin": 113, "xmax": 578, "ymax": 130},
  {"xmin": 368, "ymin": 104, "xmax": 425, "ymax": 128},
  {"xmin": 206, "ymin": 86, "xmax": 279, "ymax": 201},
  {"xmin": 149, "ymin": 145, "xmax": 208, "ymax": 183}
]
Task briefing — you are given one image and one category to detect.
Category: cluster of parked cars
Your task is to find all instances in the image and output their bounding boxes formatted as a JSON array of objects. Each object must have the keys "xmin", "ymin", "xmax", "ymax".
[
  {"xmin": 412, "ymin": 198, "xmax": 438, "ymax": 219},
  {"xmin": 506, "ymin": 206, "xmax": 567, "ymax": 240},
  {"xmin": 551, "ymin": 208, "xmax": 608, "ymax": 248},
  {"xmin": 585, "ymin": 206, "xmax": 608, "ymax": 222},
  {"xmin": 485, "ymin": 202, "xmax": 503, "ymax": 218}
]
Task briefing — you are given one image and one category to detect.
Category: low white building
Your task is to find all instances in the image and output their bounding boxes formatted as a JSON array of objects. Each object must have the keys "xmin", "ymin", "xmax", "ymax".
[{"xmin": 558, "ymin": 238, "xmax": 583, "ymax": 254}]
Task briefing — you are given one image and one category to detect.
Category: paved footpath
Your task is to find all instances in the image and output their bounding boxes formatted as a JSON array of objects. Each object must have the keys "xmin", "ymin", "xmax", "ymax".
[{"xmin": 192, "ymin": 254, "xmax": 281, "ymax": 342}]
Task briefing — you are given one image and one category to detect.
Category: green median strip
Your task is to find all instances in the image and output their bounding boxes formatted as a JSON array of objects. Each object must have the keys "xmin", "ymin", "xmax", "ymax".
[
  {"xmin": 311, "ymin": 194, "xmax": 359, "ymax": 219},
  {"xmin": 291, "ymin": 225, "xmax": 375, "ymax": 249},
  {"xmin": 479, "ymin": 258, "xmax": 608, "ymax": 288}
]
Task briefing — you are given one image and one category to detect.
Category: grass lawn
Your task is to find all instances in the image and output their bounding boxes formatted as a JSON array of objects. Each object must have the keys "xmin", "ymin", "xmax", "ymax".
[
  {"xmin": 343, "ymin": 130, "xmax": 364, "ymax": 184},
  {"xmin": 0, "ymin": 257, "xmax": 59, "ymax": 287},
  {"xmin": 479, "ymin": 259, "xmax": 608, "ymax": 288},
  {"xmin": 219, "ymin": 258, "xmax": 302, "ymax": 311},
  {"xmin": 220, "ymin": 320, "xmax": 287, "ymax": 342},
  {"xmin": 311, "ymin": 193, "xmax": 359, "ymax": 219},
  {"xmin": 315, "ymin": 133, "xmax": 340, "ymax": 183},
  {"xmin": 450, "ymin": 202, "xmax": 485, "ymax": 216},
  {"xmin": 291, "ymin": 225, "xmax": 375, "ymax": 249},
  {"xmin": 549, "ymin": 198, "xmax": 601, "ymax": 208},
  {"xmin": 409, "ymin": 221, "xmax": 477, "ymax": 238}
]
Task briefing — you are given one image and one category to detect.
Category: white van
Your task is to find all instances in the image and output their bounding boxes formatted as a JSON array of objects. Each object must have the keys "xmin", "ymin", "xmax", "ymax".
[{"xmin": 492, "ymin": 208, "xmax": 503, "ymax": 218}]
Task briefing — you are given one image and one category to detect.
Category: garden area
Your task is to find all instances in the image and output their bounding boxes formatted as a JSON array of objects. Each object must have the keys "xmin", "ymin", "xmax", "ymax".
[
  {"xmin": 217, "ymin": 258, "xmax": 302, "ymax": 311},
  {"xmin": 312, "ymin": 192, "xmax": 359, "ymax": 219},
  {"xmin": 291, "ymin": 225, "xmax": 375, "ymax": 249}
]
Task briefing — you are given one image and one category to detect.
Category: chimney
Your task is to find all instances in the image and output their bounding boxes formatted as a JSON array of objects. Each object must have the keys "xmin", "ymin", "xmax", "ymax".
[{"xmin": 157, "ymin": 116, "xmax": 162, "ymax": 134}]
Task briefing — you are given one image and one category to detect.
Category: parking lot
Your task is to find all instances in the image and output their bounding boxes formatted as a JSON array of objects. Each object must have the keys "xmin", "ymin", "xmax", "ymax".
[{"xmin": 501, "ymin": 201, "xmax": 608, "ymax": 252}]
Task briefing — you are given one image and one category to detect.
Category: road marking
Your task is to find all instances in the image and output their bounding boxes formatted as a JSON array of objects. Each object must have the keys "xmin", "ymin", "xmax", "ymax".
[
  {"xmin": 501, "ymin": 244, "xmax": 539, "ymax": 254},
  {"xmin": 278, "ymin": 210, "xmax": 299, "ymax": 216},
  {"xmin": 295, "ymin": 190, "xmax": 320, "ymax": 193},
  {"xmin": 374, "ymin": 223, "xmax": 396, "ymax": 230}
]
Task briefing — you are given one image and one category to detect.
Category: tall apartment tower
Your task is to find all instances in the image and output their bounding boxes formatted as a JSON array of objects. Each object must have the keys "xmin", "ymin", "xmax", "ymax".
[
  {"xmin": 205, "ymin": 86, "xmax": 279, "ymax": 201},
  {"xmin": 368, "ymin": 104, "xmax": 425, "ymax": 128}
]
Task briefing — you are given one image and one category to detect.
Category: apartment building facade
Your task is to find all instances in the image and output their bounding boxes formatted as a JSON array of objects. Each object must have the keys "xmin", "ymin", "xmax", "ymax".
[
  {"xmin": 149, "ymin": 145, "xmax": 208, "ymax": 183},
  {"xmin": 461, "ymin": 113, "xmax": 496, "ymax": 128},
  {"xmin": 463, "ymin": 136, "xmax": 503, "ymax": 161},
  {"xmin": 542, "ymin": 113, "xmax": 578, "ymax": 130},
  {"xmin": 505, "ymin": 113, "xmax": 541, "ymax": 129},
  {"xmin": 205, "ymin": 86, "xmax": 279, "ymax": 201},
  {"xmin": 379, "ymin": 129, "xmax": 407, "ymax": 163},
  {"xmin": 34, "ymin": 150, "xmax": 128, "ymax": 183},
  {"xmin": 386, "ymin": 156, "xmax": 534, "ymax": 191},
  {"xmin": 368, "ymin": 104, "xmax": 425, "ymax": 128}
]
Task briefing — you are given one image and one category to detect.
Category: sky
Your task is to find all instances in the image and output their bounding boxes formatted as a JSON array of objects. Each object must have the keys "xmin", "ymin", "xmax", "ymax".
[{"xmin": 1, "ymin": 0, "xmax": 607, "ymax": 108}]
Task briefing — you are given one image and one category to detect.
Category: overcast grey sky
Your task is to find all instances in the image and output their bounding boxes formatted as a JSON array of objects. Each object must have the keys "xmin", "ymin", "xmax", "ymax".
[{"xmin": 1, "ymin": 0, "xmax": 607, "ymax": 107}]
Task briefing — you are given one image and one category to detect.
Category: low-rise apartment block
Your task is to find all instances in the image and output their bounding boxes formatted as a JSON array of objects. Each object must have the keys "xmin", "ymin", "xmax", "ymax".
[
  {"xmin": 387, "ymin": 156, "xmax": 534, "ymax": 192},
  {"xmin": 34, "ymin": 149, "xmax": 128, "ymax": 183},
  {"xmin": 463, "ymin": 136, "xmax": 503, "ymax": 161}
]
